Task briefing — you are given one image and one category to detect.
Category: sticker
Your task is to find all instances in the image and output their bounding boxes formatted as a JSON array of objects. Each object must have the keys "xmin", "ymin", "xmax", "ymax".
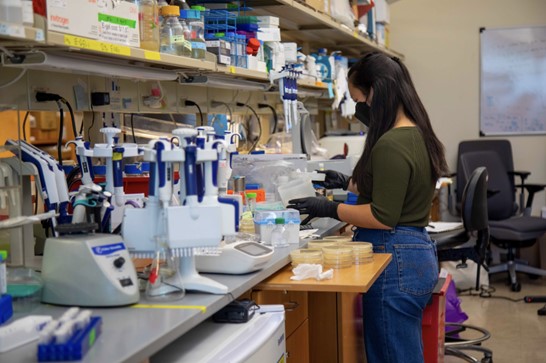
[
  {"xmin": 0, "ymin": 23, "xmax": 25, "ymax": 38},
  {"xmin": 91, "ymin": 242, "xmax": 126, "ymax": 255},
  {"xmin": 144, "ymin": 50, "xmax": 161, "ymax": 60},
  {"xmin": 64, "ymin": 34, "xmax": 131, "ymax": 57},
  {"xmin": 229, "ymin": 66, "xmax": 236, "ymax": 74}
]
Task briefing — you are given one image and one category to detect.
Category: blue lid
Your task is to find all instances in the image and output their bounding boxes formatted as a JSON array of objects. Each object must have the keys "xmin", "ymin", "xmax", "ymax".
[
  {"xmin": 124, "ymin": 164, "xmax": 142, "ymax": 175},
  {"xmin": 180, "ymin": 9, "xmax": 200, "ymax": 19},
  {"xmin": 245, "ymin": 183, "xmax": 260, "ymax": 190}
]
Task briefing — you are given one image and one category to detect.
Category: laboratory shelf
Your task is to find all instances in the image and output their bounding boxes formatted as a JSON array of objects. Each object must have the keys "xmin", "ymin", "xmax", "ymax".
[
  {"xmin": 246, "ymin": 0, "xmax": 403, "ymax": 59},
  {"xmin": 0, "ymin": 21, "xmax": 45, "ymax": 45},
  {"xmin": 217, "ymin": 64, "xmax": 269, "ymax": 80},
  {"xmin": 298, "ymin": 76, "xmax": 327, "ymax": 89},
  {"xmin": 46, "ymin": 31, "xmax": 218, "ymax": 72}
]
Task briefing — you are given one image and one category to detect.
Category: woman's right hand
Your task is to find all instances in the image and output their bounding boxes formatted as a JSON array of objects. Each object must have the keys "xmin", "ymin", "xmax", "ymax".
[{"xmin": 316, "ymin": 170, "xmax": 351, "ymax": 190}]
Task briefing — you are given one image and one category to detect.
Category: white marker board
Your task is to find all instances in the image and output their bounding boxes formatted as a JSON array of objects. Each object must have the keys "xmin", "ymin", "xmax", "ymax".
[{"xmin": 480, "ymin": 26, "xmax": 546, "ymax": 135}]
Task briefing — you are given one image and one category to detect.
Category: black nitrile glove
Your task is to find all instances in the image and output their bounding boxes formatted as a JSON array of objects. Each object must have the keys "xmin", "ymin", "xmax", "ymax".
[
  {"xmin": 315, "ymin": 170, "xmax": 351, "ymax": 190},
  {"xmin": 287, "ymin": 197, "xmax": 341, "ymax": 224}
]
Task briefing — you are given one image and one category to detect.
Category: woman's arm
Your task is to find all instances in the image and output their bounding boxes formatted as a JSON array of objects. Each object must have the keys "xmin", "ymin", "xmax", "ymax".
[{"xmin": 337, "ymin": 203, "xmax": 391, "ymax": 229}]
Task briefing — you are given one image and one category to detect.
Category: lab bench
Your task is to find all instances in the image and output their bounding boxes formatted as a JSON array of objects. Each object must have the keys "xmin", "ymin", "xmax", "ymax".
[{"xmin": 0, "ymin": 219, "xmax": 349, "ymax": 363}]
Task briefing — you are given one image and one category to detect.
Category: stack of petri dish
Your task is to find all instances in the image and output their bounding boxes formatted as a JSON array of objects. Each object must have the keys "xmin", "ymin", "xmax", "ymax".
[
  {"xmin": 322, "ymin": 246, "xmax": 354, "ymax": 269},
  {"xmin": 307, "ymin": 239, "xmax": 339, "ymax": 249},
  {"xmin": 323, "ymin": 235, "xmax": 353, "ymax": 243},
  {"xmin": 290, "ymin": 249, "xmax": 323, "ymax": 267},
  {"xmin": 342, "ymin": 242, "xmax": 374, "ymax": 264}
]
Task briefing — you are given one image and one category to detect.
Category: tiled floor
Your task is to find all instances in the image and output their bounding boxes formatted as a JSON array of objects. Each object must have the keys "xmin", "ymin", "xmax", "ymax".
[{"xmin": 444, "ymin": 275, "xmax": 546, "ymax": 363}]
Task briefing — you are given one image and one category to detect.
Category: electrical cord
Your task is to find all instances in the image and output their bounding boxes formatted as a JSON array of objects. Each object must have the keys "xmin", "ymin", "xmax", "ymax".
[
  {"xmin": 237, "ymin": 102, "xmax": 262, "ymax": 153},
  {"xmin": 185, "ymin": 100, "xmax": 204, "ymax": 126},
  {"xmin": 0, "ymin": 68, "xmax": 26, "ymax": 89},
  {"xmin": 56, "ymin": 100, "xmax": 64, "ymax": 165},
  {"xmin": 258, "ymin": 103, "xmax": 278, "ymax": 134},
  {"xmin": 458, "ymin": 284, "xmax": 525, "ymax": 302},
  {"xmin": 87, "ymin": 104, "xmax": 95, "ymax": 143},
  {"xmin": 59, "ymin": 98, "xmax": 76, "ymax": 137},
  {"xmin": 22, "ymin": 111, "xmax": 30, "ymax": 141},
  {"xmin": 130, "ymin": 113, "xmax": 136, "ymax": 143}
]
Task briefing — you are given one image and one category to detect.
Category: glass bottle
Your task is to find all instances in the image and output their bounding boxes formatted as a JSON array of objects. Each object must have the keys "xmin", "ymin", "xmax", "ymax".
[
  {"xmin": 271, "ymin": 218, "xmax": 289, "ymax": 248},
  {"xmin": 138, "ymin": 0, "xmax": 160, "ymax": 51},
  {"xmin": 160, "ymin": 5, "xmax": 189, "ymax": 56},
  {"xmin": 171, "ymin": 0, "xmax": 190, "ymax": 10}
]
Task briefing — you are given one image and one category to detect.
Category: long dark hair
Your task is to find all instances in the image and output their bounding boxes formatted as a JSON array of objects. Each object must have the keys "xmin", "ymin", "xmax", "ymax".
[{"xmin": 349, "ymin": 52, "xmax": 448, "ymax": 191}]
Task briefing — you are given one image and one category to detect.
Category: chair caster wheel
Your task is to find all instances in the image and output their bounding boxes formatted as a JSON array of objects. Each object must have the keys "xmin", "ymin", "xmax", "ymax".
[{"xmin": 511, "ymin": 282, "xmax": 521, "ymax": 292}]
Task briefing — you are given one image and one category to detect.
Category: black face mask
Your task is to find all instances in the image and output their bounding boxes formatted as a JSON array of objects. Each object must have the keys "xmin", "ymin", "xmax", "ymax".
[{"xmin": 355, "ymin": 102, "xmax": 371, "ymax": 127}]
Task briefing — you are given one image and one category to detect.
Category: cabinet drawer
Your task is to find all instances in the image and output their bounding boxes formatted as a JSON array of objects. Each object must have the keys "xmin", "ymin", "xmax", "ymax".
[
  {"xmin": 286, "ymin": 318, "xmax": 309, "ymax": 363},
  {"xmin": 253, "ymin": 290, "xmax": 308, "ymax": 337}
]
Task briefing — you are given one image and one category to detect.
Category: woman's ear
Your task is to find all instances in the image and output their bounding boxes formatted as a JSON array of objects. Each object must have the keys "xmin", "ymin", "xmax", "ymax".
[{"xmin": 367, "ymin": 87, "xmax": 374, "ymax": 105}]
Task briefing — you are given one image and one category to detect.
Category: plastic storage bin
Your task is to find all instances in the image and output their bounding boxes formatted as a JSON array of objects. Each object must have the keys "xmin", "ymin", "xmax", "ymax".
[
  {"xmin": 254, "ymin": 209, "xmax": 300, "ymax": 245},
  {"xmin": 422, "ymin": 274, "xmax": 452, "ymax": 363}
]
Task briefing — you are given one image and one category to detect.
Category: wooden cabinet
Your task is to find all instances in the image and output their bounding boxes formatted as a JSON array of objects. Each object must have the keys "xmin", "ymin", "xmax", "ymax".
[
  {"xmin": 255, "ymin": 254, "xmax": 391, "ymax": 363},
  {"xmin": 286, "ymin": 318, "xmax": 310, "ymax": 363}
]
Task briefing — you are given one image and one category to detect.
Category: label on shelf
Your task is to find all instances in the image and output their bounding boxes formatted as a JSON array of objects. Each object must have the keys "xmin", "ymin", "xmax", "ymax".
[
  {"xmin": 35, "ymin": 30, "xmax": 45, "ymax": 42},
  {"xmin": 0, "ymin": 23, "xmax": 25, "ymax": 38},
  {"xmin": 229, "ymin": 66, "xmax": 236, "ymax": 74},
  {"xmin": 144, "ymin": 51, "xmax": 161, "ymax": 61},
  {"xmin": 64, "ymin": 35, "xmax": 131, "ymax": 57}
]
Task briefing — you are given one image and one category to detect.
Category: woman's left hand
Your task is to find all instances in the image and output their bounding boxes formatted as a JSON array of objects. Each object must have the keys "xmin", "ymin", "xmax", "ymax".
[{"xmin": 287, "ymin": 197, "xmax": 340, "ymax": 224}]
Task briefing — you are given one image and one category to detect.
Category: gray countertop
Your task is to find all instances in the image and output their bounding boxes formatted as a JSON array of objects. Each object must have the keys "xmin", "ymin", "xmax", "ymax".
[{"xmin": 0, "ymin": 219, "xmax": 345, "ymax": 363}]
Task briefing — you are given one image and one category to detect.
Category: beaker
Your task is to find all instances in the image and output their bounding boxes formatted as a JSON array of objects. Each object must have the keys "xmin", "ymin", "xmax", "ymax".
[{"xmin": 146, "ymin": 237, "xmax": 185, "ymax": 301}]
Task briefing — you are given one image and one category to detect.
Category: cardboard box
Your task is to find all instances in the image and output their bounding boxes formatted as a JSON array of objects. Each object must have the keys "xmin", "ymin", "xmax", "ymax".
[
  {"xmin": 47, "ymin": 0, "xmax": 140, "ymax": 47},
  {"xmin": 304, "ymin": 0, "xmax": 330, "ymax": 14},
  {"xmin": 47, "ymin": 0, "xmax": 98, "ymax": 39},
  {"xmin": 97, "ymin": 0, "xmax": 140, "ymax": 47}
]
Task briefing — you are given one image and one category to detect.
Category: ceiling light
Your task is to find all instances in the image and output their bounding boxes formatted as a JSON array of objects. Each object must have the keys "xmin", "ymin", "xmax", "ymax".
[{"xmin": 1, "ymin": 51, "xmax": 179, "ymax": 81}]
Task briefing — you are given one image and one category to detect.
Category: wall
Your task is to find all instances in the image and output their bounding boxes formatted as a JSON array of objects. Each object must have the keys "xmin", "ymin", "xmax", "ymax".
[{"xmin": 389, "ymin": 0, "xmax": 546, "ymax": 214}]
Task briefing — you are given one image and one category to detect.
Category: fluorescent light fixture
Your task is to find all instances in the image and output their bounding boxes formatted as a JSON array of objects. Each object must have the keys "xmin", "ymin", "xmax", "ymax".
[
  {"xmin": 2, "ymin": 51, "xmax": 179, "ymax": 81},
  {"xmin": 180, "ymin": 74, "xmax": 270, "ymax": 91}
]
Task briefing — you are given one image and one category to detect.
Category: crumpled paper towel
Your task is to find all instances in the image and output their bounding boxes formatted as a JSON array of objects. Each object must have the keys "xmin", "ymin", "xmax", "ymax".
[{"xmin": 290, "ymin": 264, "xmax": 334, "ymax": 281}]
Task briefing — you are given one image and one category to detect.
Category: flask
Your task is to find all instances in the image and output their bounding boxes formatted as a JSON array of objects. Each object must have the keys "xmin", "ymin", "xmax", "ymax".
[
  {"xmin": 138, "ymin": 0, "xmax": 160, "ymax": 51},
  {"xmin": 160, "ymin": 5, "xmax": 189, "ymax": 56},
  {"xmin": 146, "ymin": 236, "xmax": 185, "ymax": 301},
  {"xmin": 271, "ymin": 218, "xmax": 289, "ymax": 248}
]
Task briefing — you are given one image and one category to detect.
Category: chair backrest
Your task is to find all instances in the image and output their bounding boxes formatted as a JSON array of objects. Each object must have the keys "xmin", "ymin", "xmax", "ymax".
[
  {"xmin": 461, "ymin": 166, "xmax": 489, "ymax": 232},
  {"xmin": 456, "ymin": 140, "xmax": 515, "ymax": 205},
  {"xmin": 460, "ymin": 150, "xmax": 516, "ymax": 221}
]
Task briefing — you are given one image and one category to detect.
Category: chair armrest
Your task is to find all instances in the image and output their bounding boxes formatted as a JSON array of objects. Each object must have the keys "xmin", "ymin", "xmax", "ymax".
[
  {"xmin": 508, "ymin": 170, "xmax": 531, "ymax": 182},
  {"xmin": 515, "ymin": 183, "xmax": 546, "ymax": 213}
]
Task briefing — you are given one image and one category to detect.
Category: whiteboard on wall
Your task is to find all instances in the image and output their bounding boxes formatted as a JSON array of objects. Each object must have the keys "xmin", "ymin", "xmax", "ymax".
[{"xmin": 480, "ymin": 26, "xmax": 546, "ymax": 135}]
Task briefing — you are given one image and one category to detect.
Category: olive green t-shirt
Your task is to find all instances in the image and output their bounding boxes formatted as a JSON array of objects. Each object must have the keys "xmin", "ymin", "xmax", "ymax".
[{"xmin": 357, "ymin": 127, "xmax": 434, "ymax": 228}]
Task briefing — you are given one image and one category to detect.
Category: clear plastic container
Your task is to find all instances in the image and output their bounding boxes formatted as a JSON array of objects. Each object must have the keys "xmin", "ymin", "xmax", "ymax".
[
  {"xmin": 323, "ymin": 235, "xmax": 353, "ymax": 243},
  {"xmin": 322, "ymin": 246, "xmax": 354, "ymax": 269},
  {"xmin": 254, "ymin": 209, "xmax": 300, "ymax": 244},
  {"xmin": 187, "ymin": 7, "xmax": 206, "ymax": 59},
  {"xmin": 7, "ymin": 267, "xmax": 43, "ymax": 313},
  {"xmin": 180, "ymin": 10, "xmax": 207, "ymax": 59},
  {"xmin": 138, "ymin": 0, "xmax": 160, "ymax": 51},
  {"xmin": 160, "ymin": 5, "xmax": 191, "ymax": 57}
]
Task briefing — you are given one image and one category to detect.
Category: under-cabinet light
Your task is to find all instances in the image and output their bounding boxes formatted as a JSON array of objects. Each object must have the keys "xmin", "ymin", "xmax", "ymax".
[{"xmin": 1, "ymin": 51, "xmax": 179, "ymax": 81}]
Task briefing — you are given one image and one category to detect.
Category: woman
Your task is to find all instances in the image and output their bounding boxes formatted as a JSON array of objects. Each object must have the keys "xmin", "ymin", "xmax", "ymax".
[{"xmin": 288, "ymin": 52, "xmax": 448, "ymax": 363}]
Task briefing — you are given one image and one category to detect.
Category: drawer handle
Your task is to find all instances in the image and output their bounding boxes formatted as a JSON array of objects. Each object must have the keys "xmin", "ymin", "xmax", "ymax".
[{"xmin": 283, "ymin": 301, "xmax": 300, "ymax": 311}]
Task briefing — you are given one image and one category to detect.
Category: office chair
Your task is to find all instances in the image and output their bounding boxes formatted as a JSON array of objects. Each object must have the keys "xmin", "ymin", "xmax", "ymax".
[
  {"xmin": 435, "ymin": 167, "xmax": 493, "ymax": 363},
  {"xmin": 437, "ymin": 167, "xmax": 490, "ymax": 291},
  {"xmin": 456, "ymin": 142, "xmax": 546, "ymax": 292}
]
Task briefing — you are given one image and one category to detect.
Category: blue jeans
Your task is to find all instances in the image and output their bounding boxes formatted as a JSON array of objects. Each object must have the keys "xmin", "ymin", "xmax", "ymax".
[{"xmin": 353, "ymin": 226, "xmax": 438, "ymax": 363}]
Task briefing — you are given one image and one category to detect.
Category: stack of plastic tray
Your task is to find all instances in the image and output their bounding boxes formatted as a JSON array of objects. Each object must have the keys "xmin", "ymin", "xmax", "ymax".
[
  {"xmin": 306, "ymin": 240, "xmax": 339, "ymax": 250},
  {"xmin": 342, "ymin": 242, "xmax": 374, "ymax": 264},
  {"xmin": 290, "ymin": 249, "xmax": 322, "ymax": 267},
  {"xmin": 322, "ymin": 246, "xmax": 354, "ymax": 269}
]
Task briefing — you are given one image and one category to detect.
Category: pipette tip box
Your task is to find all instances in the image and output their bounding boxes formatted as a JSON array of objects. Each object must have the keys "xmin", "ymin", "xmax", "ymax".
[{"xmin": 37, "ymin": 316, "xmax": 102, "ymax": 361}]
